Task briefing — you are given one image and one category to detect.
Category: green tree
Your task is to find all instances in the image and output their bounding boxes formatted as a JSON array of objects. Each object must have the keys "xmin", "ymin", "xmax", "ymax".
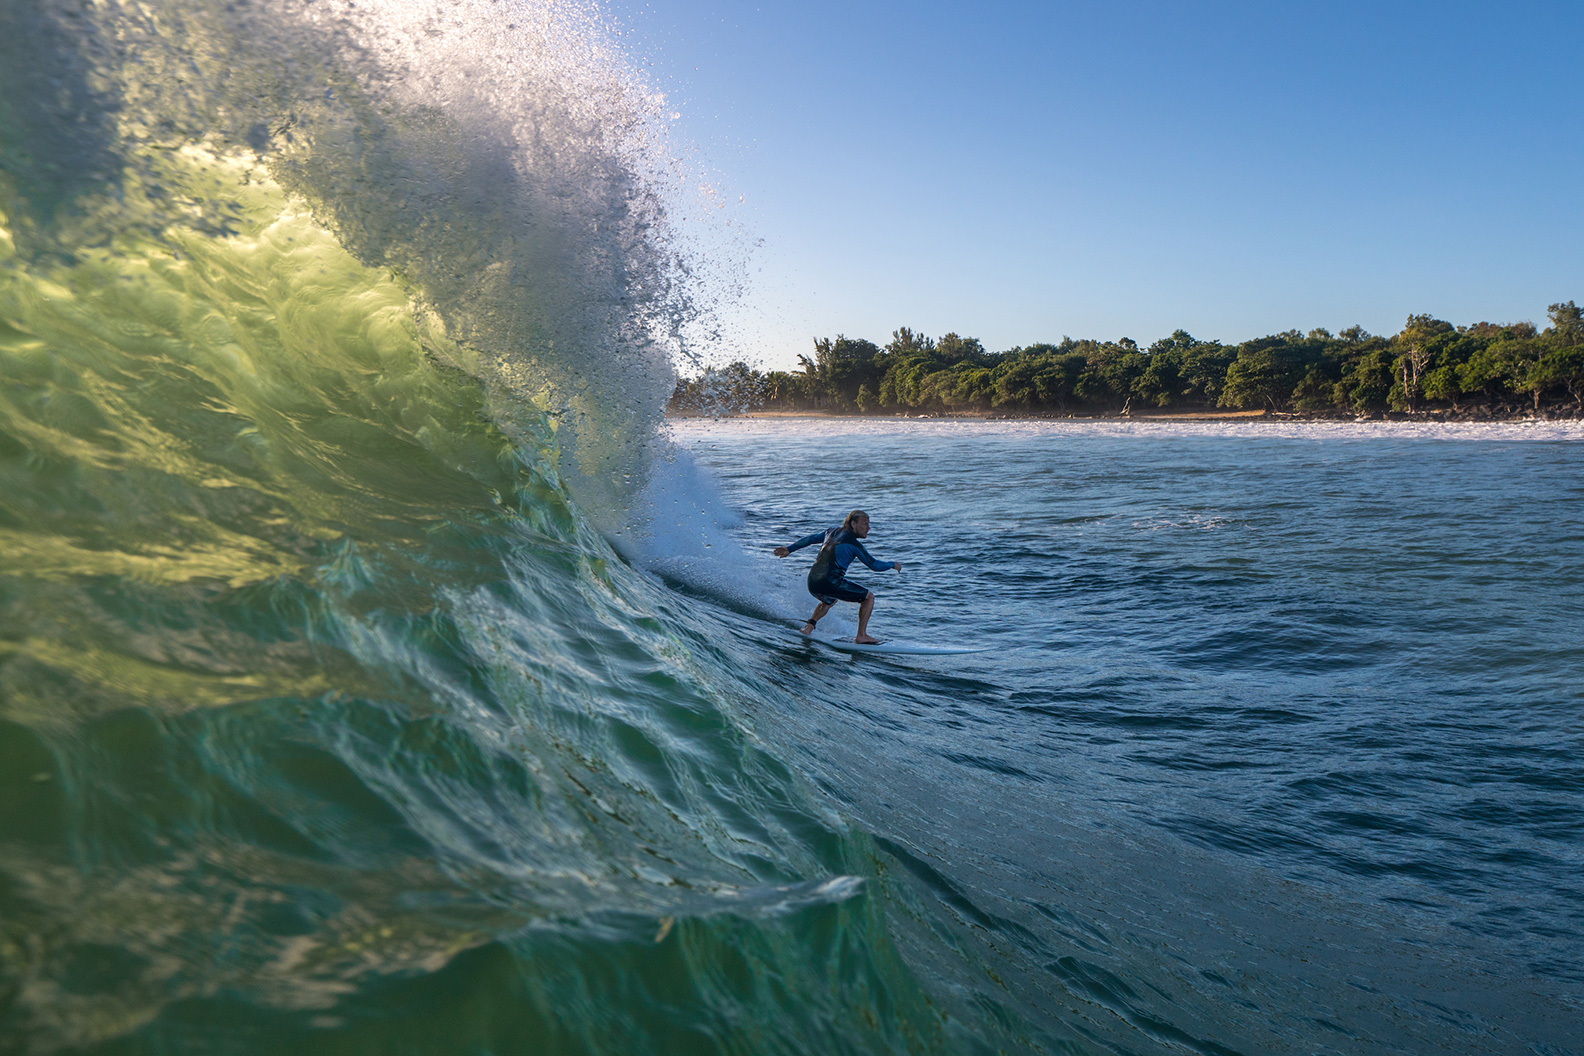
[
  {"xmin": 1178, "ymin": 341, "xmax": 1235, "ymax": 405},
  {"xmin": 935, "ymin": 332, "xmax": 987, "ymax": 363},
  {"xmin": 1337, "ymin": 350, "xmax": 1395, "ymax": 413},
  {"xmin": 1392, "ymin": 314, "xmax": 1452, "ymax": 411},
  {"xmin": 1546, "ymin": 300, "xmax": 1582, "ymax": 343},
  {"xmin": 1135, "ymin": 349, "xmax": 1183, "ymax": 407},
  {"xmin": 1036, "ymin": 353, "xmax": 1088, "ymax": 409},
  {"xmin": 747, "ymin": 306, "xmax": 1581, "ymax": 419},
  {"xmin": 879, "ymin": 327, "xmax": 943, "ymax": 409},
  {"xmin": 1514, "ymin": 332, "xmax": 1583, "ymax": 410},
  {"xmin": 884, "ymin": 357, "xmax": 937, "ymax": 408},
  {"xmin": 1219, "ymin": 338, "xmax": 1313, "ymax": 409},
  {"xmin": 1420, "ymin": 364, "xmax": 1461, "ymax": 407},
  {"xmin": 1456, "ymin": 344, "xmax": 1518, "ymax": 405},
  {"xmin": 1291, "ymin": 368, "xmax": 1337, "ymax": 411},
  {"xmin": 807, "ymin": 335, "xmax": 883, "ymax": 410},
  {"xmin": 992, "ymin": 354, "xmax": 1039, "ymax": 408},
  {"xmin": 668, "ymin": 360, "xmax": 766, "ymax": 415},
  {"xmin": 886, "ymin": 327, "xmax": 937, "ymax": 358},
  {"xmin": 946, "ymin": 366, "xmax": 996, "ymax": 409},
  {"xmin": 1105, "ymin": 352, "xmax": 1149, "ymax": 407},
  {"xmin": 1537, "ymin": 345, "xmax": 1584, "ymax": 407}
]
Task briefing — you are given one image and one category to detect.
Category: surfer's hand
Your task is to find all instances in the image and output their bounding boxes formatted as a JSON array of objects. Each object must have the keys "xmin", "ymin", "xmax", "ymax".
[
  {"xmin": 773, "ymin": 546, "xmax": 789, "ymax": 558},
  {"xmin": 893, "ymin": 561, "xmax": 902, "ymax": 572}
]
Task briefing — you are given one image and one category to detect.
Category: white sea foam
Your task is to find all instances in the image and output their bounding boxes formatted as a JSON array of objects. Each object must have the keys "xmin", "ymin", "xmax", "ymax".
[
  {"xmin": 613, "ymin": 446, "xmax": 807, "ymax": 623},
  {"xmin": 670, "ymin": 415, "xmax": 1584, "ymax": 443}
]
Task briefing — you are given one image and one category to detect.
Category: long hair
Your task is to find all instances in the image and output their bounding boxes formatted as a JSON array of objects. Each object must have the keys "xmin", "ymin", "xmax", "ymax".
[{"xmin": 841, "ymin": 509, "xmax": 868, "ymax": 532}]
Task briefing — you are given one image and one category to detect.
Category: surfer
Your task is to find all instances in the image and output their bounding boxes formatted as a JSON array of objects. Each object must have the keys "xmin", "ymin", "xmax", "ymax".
[{"xmin": 773, "ymin": 509, "xmax": 901, "ymax": 644}]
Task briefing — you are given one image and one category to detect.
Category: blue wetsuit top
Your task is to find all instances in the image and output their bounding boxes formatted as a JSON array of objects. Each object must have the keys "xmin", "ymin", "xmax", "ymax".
[{"xmin": 783, "ymin": 527, "xmax": 897, "ymax": 589}]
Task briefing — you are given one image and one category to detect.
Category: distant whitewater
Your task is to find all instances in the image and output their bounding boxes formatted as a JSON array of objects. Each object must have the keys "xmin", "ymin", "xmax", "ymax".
[{"xmin": 2, "ymin": 3, "xmax": 1582, "ymax": 1055}]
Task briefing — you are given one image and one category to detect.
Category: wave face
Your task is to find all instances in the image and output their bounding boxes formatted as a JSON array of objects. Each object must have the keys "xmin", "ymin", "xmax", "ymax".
[{"xmin": 0, "ymin": 3, "xmax": 957, "ymax": 1052}]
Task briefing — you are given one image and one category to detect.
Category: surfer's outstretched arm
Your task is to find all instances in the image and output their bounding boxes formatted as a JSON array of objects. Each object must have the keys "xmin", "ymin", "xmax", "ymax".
[
  {"xmin": 774, "ymin": 530, "xmax": 826, "ymax": 558},
  {"xmin": 844, "ymin": 539, "xmax": 899, "ymax": 573}
]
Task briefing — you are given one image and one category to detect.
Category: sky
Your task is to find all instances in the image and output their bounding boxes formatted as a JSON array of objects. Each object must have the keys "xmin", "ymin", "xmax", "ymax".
[{"xmin": 602, "ymin": 0, "xmax": 1584, "ymax": 371}]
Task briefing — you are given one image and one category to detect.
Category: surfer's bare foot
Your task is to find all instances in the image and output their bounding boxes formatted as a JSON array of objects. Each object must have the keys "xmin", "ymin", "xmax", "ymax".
[
  {"xmin": 853, "ymin": 634, "xmax": 881, "ymax": 644},
  {"xmin": 800, "ymin": 622, "xmax": 816, "ymax": 635}
]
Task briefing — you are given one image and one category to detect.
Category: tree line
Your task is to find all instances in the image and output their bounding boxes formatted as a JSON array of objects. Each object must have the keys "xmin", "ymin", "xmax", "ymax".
[{"xmin": 669, "ymin": 303, "xmax": 1584, "ymax": 418}]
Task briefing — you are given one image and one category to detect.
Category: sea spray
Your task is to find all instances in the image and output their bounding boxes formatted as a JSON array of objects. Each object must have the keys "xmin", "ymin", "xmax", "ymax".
[
  {"xmin": 0, "ymin": 0, "xmax": 720, "ymax": 510},
  {"xmin": 0, "ymin": 2, "xmax": 977, "ymax": 1052}
]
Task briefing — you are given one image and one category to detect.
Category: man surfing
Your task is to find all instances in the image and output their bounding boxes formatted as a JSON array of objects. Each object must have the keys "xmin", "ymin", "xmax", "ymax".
[{"xmin": 773, "ymin": 509, "xmax": 901, "ymax": 644}]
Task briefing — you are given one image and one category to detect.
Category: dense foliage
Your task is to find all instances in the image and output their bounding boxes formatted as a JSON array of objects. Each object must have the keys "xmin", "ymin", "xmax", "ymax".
[{"xmin": 669, "ymin": 304, "xmax": 1584, "ymax": 417}]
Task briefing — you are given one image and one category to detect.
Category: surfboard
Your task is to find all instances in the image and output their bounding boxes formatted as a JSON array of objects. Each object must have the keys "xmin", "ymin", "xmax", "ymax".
[{"xmin": 797, "ymin": 632, "xmax": 990, "ymax": 656}]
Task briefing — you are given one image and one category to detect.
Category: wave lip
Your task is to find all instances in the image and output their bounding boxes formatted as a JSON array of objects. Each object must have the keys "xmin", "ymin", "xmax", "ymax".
[{"xmin": 1, "ymin": 0, "xmax": 713, "ymax": 505}]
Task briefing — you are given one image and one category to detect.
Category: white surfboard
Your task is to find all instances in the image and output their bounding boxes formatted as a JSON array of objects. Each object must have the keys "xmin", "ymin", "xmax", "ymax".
[{"xmin": 797, "ymin": 632, "xmax": 990, "ymax": 656}]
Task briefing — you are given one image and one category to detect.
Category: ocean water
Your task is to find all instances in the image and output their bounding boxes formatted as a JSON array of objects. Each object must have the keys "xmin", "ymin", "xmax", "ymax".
[
  {"xmin": 2, "ymin": 1, "xmax": 1582, "ymax": 1053},
  {"xmin": 670, "ymin": 417, "xmax": 1584, "ymax": 1054}
]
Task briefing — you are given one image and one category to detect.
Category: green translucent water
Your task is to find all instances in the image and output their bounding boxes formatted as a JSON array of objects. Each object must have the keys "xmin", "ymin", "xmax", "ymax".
[{"xmin": 0, "ymin": 174, "xmax": 965, "ymax": 1053}]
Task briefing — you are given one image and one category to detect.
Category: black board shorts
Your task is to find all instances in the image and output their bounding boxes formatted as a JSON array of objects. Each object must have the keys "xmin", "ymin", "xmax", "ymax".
[{"xmin": 809, "ymin": 576, "xmax": 869, "ymax": 606}]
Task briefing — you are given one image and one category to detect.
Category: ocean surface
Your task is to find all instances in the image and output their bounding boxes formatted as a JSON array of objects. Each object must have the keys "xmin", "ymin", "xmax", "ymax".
[
  {"xmin": 669, "ymin": 416, "xmax": 1584, "ymax": 1055},
  {"xmin": 3, "ymin": 1, "xmax": 1583, "ymax": 1052}
]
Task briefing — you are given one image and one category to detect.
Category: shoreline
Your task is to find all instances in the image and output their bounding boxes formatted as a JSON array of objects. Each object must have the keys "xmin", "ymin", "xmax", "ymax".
[{"xmin": 670, "ymin": 406, "xmax": 1583, "ymax": 424}]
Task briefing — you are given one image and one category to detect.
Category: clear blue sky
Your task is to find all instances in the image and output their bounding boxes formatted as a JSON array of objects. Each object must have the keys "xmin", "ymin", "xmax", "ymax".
[{"xmin": 604, "ymin": 0, "xmax": 1584, "ymax": 370}]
